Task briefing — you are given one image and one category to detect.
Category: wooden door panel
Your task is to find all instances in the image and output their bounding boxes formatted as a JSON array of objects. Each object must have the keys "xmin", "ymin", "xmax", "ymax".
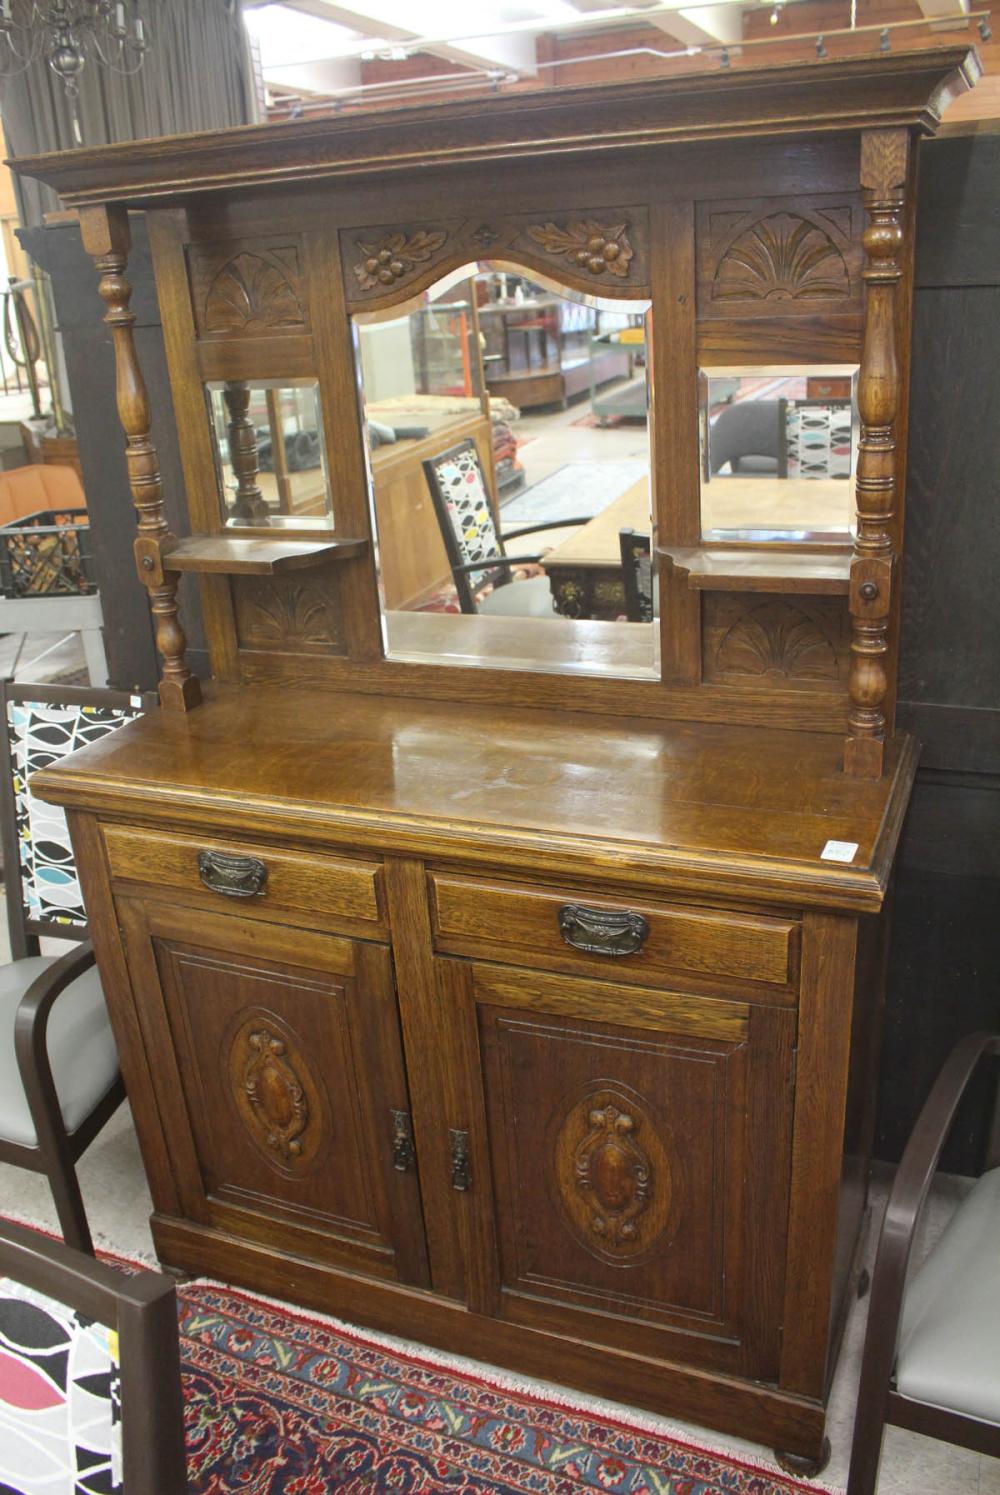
[
  {"xmin": 118, "ymin": 897, "xmax": 429, "ymax": 1286},
  {"xmin": 460, "ymin": 962, "xmax": 793, "ymax": 1377}
]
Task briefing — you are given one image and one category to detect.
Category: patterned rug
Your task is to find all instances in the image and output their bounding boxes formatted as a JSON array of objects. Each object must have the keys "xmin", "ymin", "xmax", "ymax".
[{"xmin": 178, "ymin": 1281, "xmax": 837, "ymax": 1495}]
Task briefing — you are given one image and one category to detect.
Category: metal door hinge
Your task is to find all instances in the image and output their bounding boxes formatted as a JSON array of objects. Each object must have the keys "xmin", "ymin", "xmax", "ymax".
[
  {"xmin": 449, "ymin": 1128, "xmax": 471, "ymax": 1192},
  {"xmin": 390, "ymin": 1109, "xmax": 415, "ymax": 1172}
]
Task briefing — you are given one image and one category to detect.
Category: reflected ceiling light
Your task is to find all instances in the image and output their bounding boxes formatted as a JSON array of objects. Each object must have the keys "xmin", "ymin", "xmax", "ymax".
[
  {"xmin": 879, "ymin": 26, "xmax": 890, "ymax": 51},
  {"xmin": 815, "ymin": 32, "xmax": 826, "ymax": 55},
  {"xmin": 0, "ymin": 0, "xmax": 150, "ymax": 99},
  {"xmin": 979, "ymin": 15, "xmax": 992, "ymax": 38}
]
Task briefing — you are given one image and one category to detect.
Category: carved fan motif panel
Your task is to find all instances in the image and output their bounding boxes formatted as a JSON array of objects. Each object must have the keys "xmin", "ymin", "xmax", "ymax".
[
  {"xmin": 233, "ymin": 574, "xmax": 347, "ymax": 655},
  {"xmin": 696, "ymin": 194, "xmax": 864, "ymax": 319},
  {"xmin": 701, "ymin": 593, "xmax": 851, "ymax": 692},
  {"xmin": 187, "ymin": 237, "xmax": 309, "ymax": 337}
]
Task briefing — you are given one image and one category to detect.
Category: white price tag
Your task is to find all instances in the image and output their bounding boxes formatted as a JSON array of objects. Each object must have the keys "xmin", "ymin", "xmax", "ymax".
[
  {"xmin": 821, "ymin": 840, "xmax": 859, "ymax": 864},
  {"xmin": 130, "ymin": 694, "xmax": 143, "ymax": 709}
]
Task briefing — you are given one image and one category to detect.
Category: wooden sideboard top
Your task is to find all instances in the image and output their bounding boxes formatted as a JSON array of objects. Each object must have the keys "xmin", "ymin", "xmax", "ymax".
[
  {"xmin": 9, "ymin": 50, "xmax": 978, "ymax": 207},
  {"xmin": 34, "ymin": 686, "xmax": 916, "ymax": 912}
]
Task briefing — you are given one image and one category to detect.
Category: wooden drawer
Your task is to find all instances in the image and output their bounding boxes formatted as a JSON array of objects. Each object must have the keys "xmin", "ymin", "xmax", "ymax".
[
  {"xmin": 429, "ymin": 873, "xmax": 797, "ymax": 991},
  {"xmin": 103, "ymin": 823, "xmax": 385, "ymax": 935}
]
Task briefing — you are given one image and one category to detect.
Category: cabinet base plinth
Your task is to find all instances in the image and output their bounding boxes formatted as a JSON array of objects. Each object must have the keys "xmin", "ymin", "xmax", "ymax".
[{"xmin": 151, "ymin": 1211, "xmax": 829, "ymax": 1463}]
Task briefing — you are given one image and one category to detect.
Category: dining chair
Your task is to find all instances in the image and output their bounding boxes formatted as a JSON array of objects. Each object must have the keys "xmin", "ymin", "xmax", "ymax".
[
  {"xmin": 0, "ymin": 681, "xmax": 155, "ymax": 1255},
  {"xmin": 846, "ymin": 1030, "xmax": 1000, "ymax": 1495},
  {"xmin": 0, "ymin": 1215, "xmax": 188, "ymax": 1495},
  {"xmin": 707, "ymin": 399, "xmax": 784, "ymax": 477},
  {"xmin": 781, "ymin": 398, "xmax": 853, "ymax": 480},
  {"xmin": 423, "ymin": 438, "xmax": 584, "ymax": 616}
]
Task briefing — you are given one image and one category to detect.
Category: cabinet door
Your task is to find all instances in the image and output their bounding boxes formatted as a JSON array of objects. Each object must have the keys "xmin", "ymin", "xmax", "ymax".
[
  {"xmin": 118, "ymin": 897, "xmax": 428, "ymax": 1286},
  {"xmin": 448, "ymin": 962, "xmax": 794, "ymax": 1378}
]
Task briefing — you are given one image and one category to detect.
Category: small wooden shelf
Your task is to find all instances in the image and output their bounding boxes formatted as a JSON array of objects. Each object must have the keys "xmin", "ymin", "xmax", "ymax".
[
  {"xmin": 659, "ymin": 546, "xmax": 851, "ymax": 596},
  {"xmin": 163, "ymin": 535, "xmax": 368, "ymax": 576}
]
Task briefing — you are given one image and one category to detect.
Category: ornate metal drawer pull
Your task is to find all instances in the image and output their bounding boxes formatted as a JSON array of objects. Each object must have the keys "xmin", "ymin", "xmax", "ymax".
[
  {"xmin": 449, "ymin": 1128, "xmax": 471, "ymax": 1192},
  {"xmin": 558, "ymin": 903, "xmax": 650, "ymax": 957},
  {"xmin": 391, "ymin": 1109, "xmax": 416, "ymax": 1173},
  {"xmin": 197, "ymin": 848, "xmax": 267, "ymax": 899}
]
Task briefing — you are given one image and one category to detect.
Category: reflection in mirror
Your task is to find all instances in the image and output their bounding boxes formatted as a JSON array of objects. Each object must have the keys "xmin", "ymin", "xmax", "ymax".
[
  {"xmin": 207, "ymin": 379, "xmax": 333, "ymax": 530},
  {"xmin": 699, "ymin": 366, "xmax": 859, "ymax": 544},
  {"xmin": 353, "ymin": 264, "xmax": 655, "ymax": 680}
]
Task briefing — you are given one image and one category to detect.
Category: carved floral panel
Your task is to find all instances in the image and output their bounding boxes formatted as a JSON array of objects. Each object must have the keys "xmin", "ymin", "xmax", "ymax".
[
  {"xmin": 233, "ymin": 574, "xmax": 346, "ymax": 655},
  {"xmin": 227, "ymin": 1008, "xmax": 325, "ymax": 1175},
  {"xmin": 342, "ymin": 208, "xmax": 650, "ymax": 307},
  {"xmin": 696, "ymin": 194, "xmax": 864, "ymax": 319},
  {"xmin": 554, "ymin": 1083, "xmax": 675, "ymax": 1264},
  {"xmin": 187, "ymin": 238, "xmax": 308, "ymax": 337},
  {"xmin": 702, "ymin": 593, "xmax": 851, "ymax": 691}
]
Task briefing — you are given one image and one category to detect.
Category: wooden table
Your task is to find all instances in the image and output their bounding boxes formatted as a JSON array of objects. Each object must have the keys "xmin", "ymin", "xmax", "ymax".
[
  {"xmin": 543, "ymin": 477, "xmax": 650, "ymax": 620},
  {"xmin": 543, "ymin": 474, "xmax": 854, "ymax": 619}
]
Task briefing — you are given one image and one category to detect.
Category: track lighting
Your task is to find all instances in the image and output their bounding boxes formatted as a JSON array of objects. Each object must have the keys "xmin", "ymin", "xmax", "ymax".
[
  {"xmin": 879, "ymin": 27, "xmax": 890, "ymax": 52},
  {"xmin": 815, "ymin": 33, "xmax": 826, "ymax": 56},
  {"xmin": 979, "ymin": 16, "xmax": 992, "ymax": 39}
]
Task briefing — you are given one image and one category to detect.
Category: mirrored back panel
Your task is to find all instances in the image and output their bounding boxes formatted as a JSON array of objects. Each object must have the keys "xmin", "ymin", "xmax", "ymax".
[
  {"xmin": 699, "ymin": 366, "xmax": 859, "ymax": 545},
  {"xmin": 207, "ymin": 379, "xmax": 334, "ymax": 530},
  {"xmin": 353, "ymin": 264, "xmax": 656, "ymax": 681}
]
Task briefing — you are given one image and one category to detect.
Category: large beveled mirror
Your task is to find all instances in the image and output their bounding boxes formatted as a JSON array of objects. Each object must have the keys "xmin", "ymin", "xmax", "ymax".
[
  {"xmin": 699, "ymin": 366, "xmax": 859, "ymax": 544},
  {"xmin": 352, "ymin": 263, "xmax": 655, "ymax": 680}
]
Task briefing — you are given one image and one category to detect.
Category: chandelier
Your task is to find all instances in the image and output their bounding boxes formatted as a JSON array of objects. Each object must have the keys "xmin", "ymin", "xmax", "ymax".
[{"xmin": 0, "ymin": 1, "xmax": 150, "ymax": 103}]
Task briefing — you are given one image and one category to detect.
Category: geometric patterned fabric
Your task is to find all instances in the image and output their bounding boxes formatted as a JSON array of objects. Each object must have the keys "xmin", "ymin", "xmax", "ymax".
[
  {"xmin": 426, "ymin": 442, "xmax": 505, "ymax": 596},
  {"xmin": 5, "ymin": 701, "xmax": 144, "ymax": 931},
  {"xmin": 0, "ymin": 1279, "xmax": 122, "ymax": 1495},
  {"xmin": 783, "ymin": 400, "xmax": 853, "ymax": 480}
]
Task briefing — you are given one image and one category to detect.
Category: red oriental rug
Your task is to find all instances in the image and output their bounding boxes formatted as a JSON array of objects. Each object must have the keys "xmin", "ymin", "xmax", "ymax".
[{"xmin": 177, "ymin": 1279, "xmax": 839, "ymax": 1495}]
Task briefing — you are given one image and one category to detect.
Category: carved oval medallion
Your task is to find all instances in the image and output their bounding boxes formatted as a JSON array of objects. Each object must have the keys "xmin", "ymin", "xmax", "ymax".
[
  {"xmin": 554, "ymin": 1083, "xmax": 676, "ymax": 1263},
  {"xmin": 226, "ymin": 1008, "xmax": 326, "ymax": 1176}
]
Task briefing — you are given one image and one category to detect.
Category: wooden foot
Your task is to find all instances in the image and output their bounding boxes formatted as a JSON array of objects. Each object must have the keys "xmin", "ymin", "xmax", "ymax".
[{"xmin": 774, "ymin": 1437, "xmax": 831, "ymax": 1479}]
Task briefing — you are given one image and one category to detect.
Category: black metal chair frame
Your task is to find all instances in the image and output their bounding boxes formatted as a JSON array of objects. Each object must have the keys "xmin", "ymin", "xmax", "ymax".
[
  {"xmin": 847, "ymin": 1030, "xmax": 1000, "ymax": 1495},
  {"xmin": 0, "ymin": 680, "xmax": 154, "ymax": 1254},
  {"xmin": 423, "ymin": 438, "xmax": 585, "ymax": 614},
  {"xmin": 0, "ymin": 1216, "xmax": 188, "ymax": 1494},
  {"xmin": 619, "ymin": 526, "xmax": 654, "ymax": 623}
]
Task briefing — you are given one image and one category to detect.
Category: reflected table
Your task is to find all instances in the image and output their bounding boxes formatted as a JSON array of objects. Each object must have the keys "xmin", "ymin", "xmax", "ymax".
[{"xmin": 542, "ymin": 478, "xmax": 649, "ymax": 620}]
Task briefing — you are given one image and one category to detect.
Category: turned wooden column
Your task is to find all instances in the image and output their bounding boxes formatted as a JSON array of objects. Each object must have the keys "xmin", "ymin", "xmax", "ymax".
[
  {"xmin": 844, "ymin": 129, "xmax": 910, "ymax": 778},
  {"xmin": 79, "ymin": 203, "xmax": 200, "ymax": 712},
  {"xmin": 222, "ymin": 380, "xmax": 271, "ymax": 525}
]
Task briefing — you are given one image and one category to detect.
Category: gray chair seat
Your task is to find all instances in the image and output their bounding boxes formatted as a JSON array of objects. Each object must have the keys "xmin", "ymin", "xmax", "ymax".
[
  {"xmin": 895, "ymin": 1165, "xmax": 1000, "ymax": 1423},
  {"xmin": 0, "ymin": 956, "xmax": 120, "ymax": 1148},
  {"xmin": 477, "ymin": 574, "xmax": 555, "ymax": 618}
]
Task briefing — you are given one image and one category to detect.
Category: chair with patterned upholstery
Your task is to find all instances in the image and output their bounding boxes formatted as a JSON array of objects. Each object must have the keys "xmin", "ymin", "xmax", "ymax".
[
  {"xmin": 780, "ymin": 398, "xmax": 853, "ymax": 480},
  {"xmin": 0, "ymin": 1215, "xmax": 187, "ymax": 1495},
  {"xmin": 846, "ymin": 1031, "xmax": 1000, "ymax": 1495},
  {"xmin": 423, "ymin": 438, "xmax": 586, "ymax": 616},
  {"xmin": 0, "ymin": 682, "xmax": 154, "ymax": 1255}
]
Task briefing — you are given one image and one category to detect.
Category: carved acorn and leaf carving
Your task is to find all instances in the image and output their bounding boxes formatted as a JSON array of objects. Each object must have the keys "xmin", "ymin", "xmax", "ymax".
[
  {"xmin": 200, "ymin": 245, "xmax": 306, "ymax": 334},
  {"xmin": 525, "ymin": 219, "xmax": 634, "ymax": 279},
  {"xmin": 555, "ymin": 1084, "xmax": 675, "ymax": 1262},
  {"xmin": 353, "ymin": 228, "xmax": 449, "ymax": 291}
]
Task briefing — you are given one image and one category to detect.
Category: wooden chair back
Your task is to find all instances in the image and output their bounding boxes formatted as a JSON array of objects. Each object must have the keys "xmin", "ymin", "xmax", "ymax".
[{"xmin": 0, "ymin": 1216, "xmax": 187, "ymax": 1495}]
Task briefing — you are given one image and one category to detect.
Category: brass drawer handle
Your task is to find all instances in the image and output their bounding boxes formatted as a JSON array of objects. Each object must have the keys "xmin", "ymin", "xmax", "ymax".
[
  {"xmin": 558, "ymin": 903, "xmax": 650, "ymax": 957},
  {"xmin": 197, "ymin": 848, "xmax": 267, "ymax": 899}
]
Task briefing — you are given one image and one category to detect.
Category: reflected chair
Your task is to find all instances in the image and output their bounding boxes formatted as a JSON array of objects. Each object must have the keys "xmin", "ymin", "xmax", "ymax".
[
  {"xmin": 423, "ymin": 438, "xmax": 585, "ymax": 616},
  {"xmin": 0, "ymin": 1216, "xmax": 188, "ymax": 1495},
  {"xmin": 846, "ymin": 1031, "xmax": 1000, "ymax": 1495},
  {"xmin": 619, "ymin": 528, "xmax": 657, "ymax": 623},
  {"xmin": 781, "ymin": 398, "xmax": 853, "ymax": 479},
  {"xmin": 0, "ymin": 682, "xmax": 154, "ymax": 1254},
  {"xmin": 707, "ymin": 399, "xmax": 783, "ymax": 476}
]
